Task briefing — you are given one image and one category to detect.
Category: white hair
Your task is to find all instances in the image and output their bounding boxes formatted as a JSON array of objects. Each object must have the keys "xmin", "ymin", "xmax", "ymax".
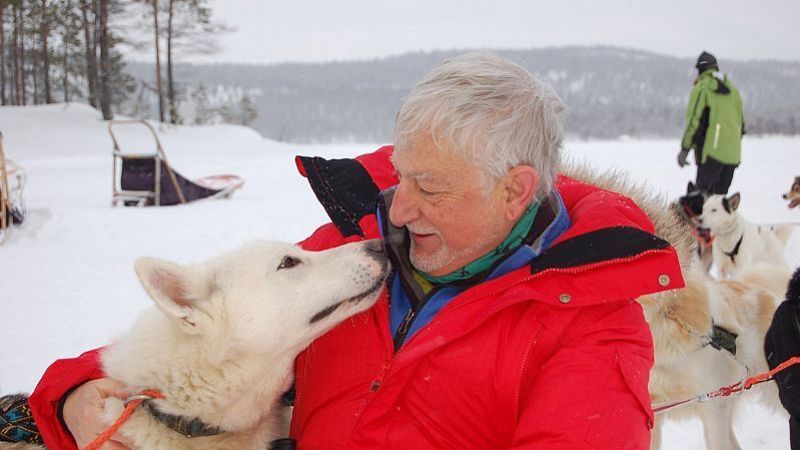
[{"xmin": 394, "ymin": 52, "xmax": 567, "ymax": 198}]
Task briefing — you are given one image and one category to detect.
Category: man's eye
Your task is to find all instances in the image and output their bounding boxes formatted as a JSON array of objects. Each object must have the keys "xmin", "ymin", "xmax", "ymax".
[{"xmin": 278, "ymin": 256, "xmax": 301, "ymax": 270}]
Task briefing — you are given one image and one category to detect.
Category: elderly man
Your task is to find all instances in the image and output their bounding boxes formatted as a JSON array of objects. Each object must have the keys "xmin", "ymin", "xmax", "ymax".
[{"xmin": 27, "ymin": 53, "xmax": 682, "ymax": 449}]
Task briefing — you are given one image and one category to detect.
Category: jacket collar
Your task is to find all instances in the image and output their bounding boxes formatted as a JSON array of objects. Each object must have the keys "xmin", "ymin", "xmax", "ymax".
[
  {"xmin": 376, "ymin": 189, "xmax": 570, "ymax": 305},
  {"xmin": 376, "ymin": 182, "xmax": 672, "ymax": 293}
]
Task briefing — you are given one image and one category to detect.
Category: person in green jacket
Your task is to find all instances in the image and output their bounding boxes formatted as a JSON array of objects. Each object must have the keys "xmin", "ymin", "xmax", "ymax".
[{"xmin": 677, "ymin": 51, "xmax": 745, "ymax": 195}]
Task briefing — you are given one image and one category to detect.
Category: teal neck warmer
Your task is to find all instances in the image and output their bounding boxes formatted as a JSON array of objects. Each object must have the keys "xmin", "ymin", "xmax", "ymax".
[{"xmin": 419, "ymin": 202, "xmax": 540, "ymax": 285}]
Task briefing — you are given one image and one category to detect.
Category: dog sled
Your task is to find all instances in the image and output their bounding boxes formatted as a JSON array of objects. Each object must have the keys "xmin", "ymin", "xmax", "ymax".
[
  {"xmin": 109, "ymin": 120, "xmax": 244, "ymax": 207},
  {"xmin": 0, "ymin": 131, "xmax": 27, "ymax": 245}
]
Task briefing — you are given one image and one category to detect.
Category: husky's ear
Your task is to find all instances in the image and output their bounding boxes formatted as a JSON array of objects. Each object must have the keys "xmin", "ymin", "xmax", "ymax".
[
  {"xmin": 687, "ymin": 181, "xmax": 696, "ymax": 194},
  {"xmin": 134, "ymin": 257, "xmax": 213, "ymax": 335},
  {"xmin": 727, "ymin": 192, "xmax": 741, "ymax": 212}
]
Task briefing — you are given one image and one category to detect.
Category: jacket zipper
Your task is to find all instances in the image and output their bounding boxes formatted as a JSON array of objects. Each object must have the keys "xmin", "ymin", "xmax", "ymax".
[
  {"xmin": 392, "ymin": 288, "xmax": 440, "ymax": 352},
  {"xmin": 713, "ymin": 123, "xmax": 721, "ymax": 149}
]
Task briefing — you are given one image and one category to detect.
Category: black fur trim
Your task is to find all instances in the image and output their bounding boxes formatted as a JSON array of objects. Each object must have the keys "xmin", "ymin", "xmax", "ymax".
[
  {"xmin": 529, "ymin": 226, "xmax": 671, "ymax": 274},
  {"xmin": 296, "ymin": 156, "xmax": 380, "ymax": 237}
]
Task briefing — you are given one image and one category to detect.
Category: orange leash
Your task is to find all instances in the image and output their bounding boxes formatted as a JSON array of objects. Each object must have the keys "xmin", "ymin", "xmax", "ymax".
[
  {"xmin": 82, "ymin": 390, "xmax": 164, "ymax": 450},
  {"xmin": 654, "ymin": 356, "xmax": 800, "ymax": 413}
]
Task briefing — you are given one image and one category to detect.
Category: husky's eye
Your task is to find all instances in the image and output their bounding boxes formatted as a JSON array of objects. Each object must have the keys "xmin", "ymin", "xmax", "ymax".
[{"xmin": 277, "ymin": 256, "xmax": 301, "ymax": 270}]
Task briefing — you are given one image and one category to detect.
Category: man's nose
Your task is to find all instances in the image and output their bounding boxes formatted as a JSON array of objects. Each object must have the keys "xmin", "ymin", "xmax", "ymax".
[{"xmin": 389, "ymin": 183, "xmax": 418, "ymax": 227}]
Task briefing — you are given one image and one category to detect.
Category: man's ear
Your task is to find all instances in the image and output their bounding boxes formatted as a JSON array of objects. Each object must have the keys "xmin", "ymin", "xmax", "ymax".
[
  {"xmin": 134, "ymin": 257, "xmax": 213, "ymax": 335},
  {"xmin": 503, "ymin": 165, "xmax": 539, "ymax": 221}
]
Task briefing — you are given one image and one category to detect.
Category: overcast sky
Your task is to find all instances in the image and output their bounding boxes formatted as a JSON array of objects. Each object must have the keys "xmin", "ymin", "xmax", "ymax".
[{"xmin": 196, "ymin": 0, "xmax": 799, "ymax": 65}]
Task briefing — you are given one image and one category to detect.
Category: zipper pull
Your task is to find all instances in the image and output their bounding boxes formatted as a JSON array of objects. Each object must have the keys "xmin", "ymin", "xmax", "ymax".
[
  {"xmin": 393, "ymin": 308, "xmax": 416, "ymax": 351},
  {"xmin": 398, "ymin": 308, "xmax": 415, "ymax": 335}
]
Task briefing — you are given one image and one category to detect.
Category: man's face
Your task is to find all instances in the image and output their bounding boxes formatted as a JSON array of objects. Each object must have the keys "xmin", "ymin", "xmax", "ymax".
[{"xmin": 389, "ymin": 134, "xmax": 514, "ymax": 276}]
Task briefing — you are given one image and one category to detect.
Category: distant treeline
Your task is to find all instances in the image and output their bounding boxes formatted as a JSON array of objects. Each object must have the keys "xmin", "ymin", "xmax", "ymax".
[
  {"xmin": 2, "ymin": 5, "xmax": 798, "ymax": 145},
  {"xmin": 126, "ymin": 47, "xmax": 800, "ymax": 143}
]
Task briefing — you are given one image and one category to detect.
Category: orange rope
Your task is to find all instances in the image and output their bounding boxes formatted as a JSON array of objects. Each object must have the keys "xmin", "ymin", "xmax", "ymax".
[
  {"xmin": 654, "ymin": 356, "xmax": 800, "ymax": 413},
  {"xmin": 82, "ymin": 390, "xmax": 164, "ymax": 450},
  {"xmin": 711, "ymin": 355, "xmax": 800, "ymax": 398}
]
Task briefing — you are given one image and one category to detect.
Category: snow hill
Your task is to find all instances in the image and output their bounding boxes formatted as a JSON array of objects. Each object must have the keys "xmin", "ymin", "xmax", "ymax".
[{"xmin": 1, "ymin": 103, "xmax": 799, "ymax": 449}]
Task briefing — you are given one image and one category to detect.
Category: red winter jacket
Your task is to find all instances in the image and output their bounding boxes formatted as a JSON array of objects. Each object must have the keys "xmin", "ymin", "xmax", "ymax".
[{"xmin": 29, "ymin": 146, "xmax": 683, "ymax": 450}]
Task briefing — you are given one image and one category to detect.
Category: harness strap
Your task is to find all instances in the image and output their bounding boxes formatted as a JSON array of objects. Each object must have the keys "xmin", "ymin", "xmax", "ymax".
[{"xmin": 723, "ymin": 234, "xmax": 744, "ymax": 263}]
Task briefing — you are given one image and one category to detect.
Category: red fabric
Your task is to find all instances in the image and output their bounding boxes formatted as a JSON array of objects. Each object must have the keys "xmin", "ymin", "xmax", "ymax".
[
  {"xmin": 28, "ymin": 349, "xmax": 107, "ymax": 450},
  {"xmin": 290, "ymin": 147, "xmax": 683, "ymax": 449},
  {"xmin": 28, "ymin": 145, "xmax": 684, "ymax": 450}
]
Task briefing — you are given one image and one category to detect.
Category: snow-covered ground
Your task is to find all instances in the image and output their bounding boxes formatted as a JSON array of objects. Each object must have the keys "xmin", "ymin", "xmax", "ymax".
[{"xmin": 1, "ymin": 103, "xmax": 799, "ymax": 449}]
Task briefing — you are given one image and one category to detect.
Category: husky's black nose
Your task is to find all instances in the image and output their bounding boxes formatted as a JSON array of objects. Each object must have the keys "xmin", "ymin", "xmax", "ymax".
[{"xmin": 365, "ymin": 239, "xmax": 384, "ymax": 254}]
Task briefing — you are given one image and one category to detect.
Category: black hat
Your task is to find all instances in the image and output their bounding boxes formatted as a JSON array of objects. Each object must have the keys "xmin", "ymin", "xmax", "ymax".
[{"xmin": 695, "ymin": 51, "xmax": 719, "ymax": 73}]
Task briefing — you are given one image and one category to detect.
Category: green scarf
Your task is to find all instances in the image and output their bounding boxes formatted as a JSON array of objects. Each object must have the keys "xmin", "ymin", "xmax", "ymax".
[{"xmin": 419, "ymin": 202, "xmax": 539, "ymax": 285}]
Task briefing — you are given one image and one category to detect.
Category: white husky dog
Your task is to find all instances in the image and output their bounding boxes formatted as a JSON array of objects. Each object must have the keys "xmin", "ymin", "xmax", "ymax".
[
  {"xmin": 8, "ymin": 239, "xmax": 388, "ymax": 450},
  {"xmin": 699, "ymin": 193, "xmax": 792, "ymax": 278}
]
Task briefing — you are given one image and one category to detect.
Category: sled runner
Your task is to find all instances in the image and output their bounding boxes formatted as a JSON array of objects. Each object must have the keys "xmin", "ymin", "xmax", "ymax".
[
  {"xmin": 0, "ymin": 131, "xmax": 27, "ymax": 245},
  {"xmin": 109, "ymin": 120, "xmax": 244, "ymax": 207}
]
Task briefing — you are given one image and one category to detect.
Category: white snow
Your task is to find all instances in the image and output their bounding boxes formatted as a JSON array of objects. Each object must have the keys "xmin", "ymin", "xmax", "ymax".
[{"xmin": 1, "ymin": 103, "xmax": 799, "ymax": 449}]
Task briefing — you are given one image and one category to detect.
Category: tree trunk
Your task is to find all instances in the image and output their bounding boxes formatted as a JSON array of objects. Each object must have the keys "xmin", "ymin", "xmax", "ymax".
[
  {"xmin": 0, "ymin": 1, "xmax": 6, "ymax": 105},
  {"xmin": 32, "ymin": 34, "xmax": 39, "ymax": 103},
  {"xmin": 41, "ymin": 0, "xmax": 52, "ymax": 103},
  {"xmin": 153, "ymin": 0, "xmax": 164, "ymax": 122},
  {"xmin": 62, "ymin": 7, "xmax": 69, "ymax": 103},
  {"xmin": 98, "ymin": 0, "xmax": 111, "ymax": 119},
  {"xmin": 166, "ymin": 0, "xmax": 177, "ymax": 124},
  {"xmin": 9, "ymin": 2, "xmax": 17, "ymax": 105},
  {"xmin": 63, "ymin": 36, "xmax": 68, "ymax": 102},
  {"xmin": 14, "ymin": 2, "xmax": 24, "ymax": 105},
  {"xmin": 80, "ymin": 0, "xmax": 98, "ymax": 107}
]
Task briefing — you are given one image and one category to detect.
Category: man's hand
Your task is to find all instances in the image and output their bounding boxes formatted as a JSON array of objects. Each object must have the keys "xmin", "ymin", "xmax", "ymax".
[
  {"xmin": 62, "ymin": 378, "xmax": 134, "ymax": 450},
  {"xmin": 677, "ymin": 148, "xmax": 690, "ymax": 168}
]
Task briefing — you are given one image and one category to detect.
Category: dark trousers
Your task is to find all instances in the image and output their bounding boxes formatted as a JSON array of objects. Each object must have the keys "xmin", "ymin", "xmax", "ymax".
[
  {"xmin": 696, "ymin": 156, "xmax": 737, "ymax": 195},
  {"xmin": 765, "ymin": 299, "xmax": 800, "ymax": 450}
]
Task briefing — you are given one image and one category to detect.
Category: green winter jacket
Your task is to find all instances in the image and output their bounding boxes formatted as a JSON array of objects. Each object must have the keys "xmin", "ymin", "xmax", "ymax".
[{"xmin": 680, "ymin": 70, "xmax": 745, "ymax": 165}]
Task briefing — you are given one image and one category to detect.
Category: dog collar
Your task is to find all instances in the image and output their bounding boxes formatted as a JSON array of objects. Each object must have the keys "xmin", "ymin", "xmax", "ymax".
[
  {"xmin": 144, "ymin": 401, "xmax": 224, "ymax": 438},
  {"xmin": 723, "ymin": 234, "xmax": 744, "ymax": 263}
]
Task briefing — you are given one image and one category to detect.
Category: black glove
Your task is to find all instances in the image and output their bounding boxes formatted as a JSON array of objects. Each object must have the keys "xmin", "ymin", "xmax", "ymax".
[{"xmin": 677, "ymin": 148, "xmax": 690, "ymax": 168}]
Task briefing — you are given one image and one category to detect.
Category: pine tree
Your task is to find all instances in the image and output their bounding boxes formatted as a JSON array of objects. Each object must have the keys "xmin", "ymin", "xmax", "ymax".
[{"xmin": 239, "ymin": 92, "xmax": 257, "ymax": 126}]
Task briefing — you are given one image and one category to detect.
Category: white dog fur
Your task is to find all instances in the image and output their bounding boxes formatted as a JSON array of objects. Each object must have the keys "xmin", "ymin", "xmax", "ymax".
[
  {"xmin": 19, "ymin": 239, "xmax": 388, "ymax": 450},
  {"xmin": 699, "ymin": 193, "xmax": 792, "ymax": 278}
]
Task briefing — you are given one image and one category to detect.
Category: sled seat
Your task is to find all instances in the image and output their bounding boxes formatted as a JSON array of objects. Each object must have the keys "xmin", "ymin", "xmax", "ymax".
[{"xmin": 110, "ymin": 120, "xmax": 244, "ymax": 207}]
